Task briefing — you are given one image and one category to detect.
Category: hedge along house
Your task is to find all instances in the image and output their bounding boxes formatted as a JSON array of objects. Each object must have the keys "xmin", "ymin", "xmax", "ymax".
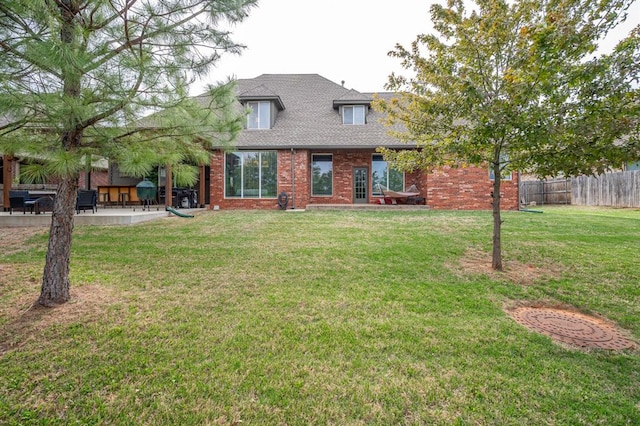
[{"xmin": 204, "ymin": 74, "xmax": 519, "ymax": 210}]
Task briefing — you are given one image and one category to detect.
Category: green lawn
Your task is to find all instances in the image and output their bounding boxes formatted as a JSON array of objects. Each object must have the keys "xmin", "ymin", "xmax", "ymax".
[{"xmin": 1, "ymin": 206, "xmax": 639, "ymax": 425}]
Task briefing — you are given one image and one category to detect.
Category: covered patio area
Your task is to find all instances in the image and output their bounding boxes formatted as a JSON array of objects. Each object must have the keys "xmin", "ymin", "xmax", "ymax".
[{"xmin": 0, "ymin": 207, "xmax": 204, "ymax": 227}]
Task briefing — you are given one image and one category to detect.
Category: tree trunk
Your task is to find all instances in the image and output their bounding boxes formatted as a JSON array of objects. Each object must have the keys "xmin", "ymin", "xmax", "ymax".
[
  {"xmin": 491, "ymin": 162, "xmax": 503, "ymax": 271},
  {"xmin": 38, "ymin": 176, "xmax": 78, "ymax": 306},
  {"xmin": 37, "ymin": 0, "xmax": 82, "ymax": 307}
]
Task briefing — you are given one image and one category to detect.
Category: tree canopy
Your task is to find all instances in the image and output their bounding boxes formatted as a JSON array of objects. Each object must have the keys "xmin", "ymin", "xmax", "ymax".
[
  {"xmin": 0, "ymin": 0, "xmax": 257, "ymax": 305},
  {"xmin": 373, "ymin": 0, "xmax": 640, "ymax": 270},
  {"xmin": 0, "ymin": 0, "xmax": 255, "ymax": 181}
]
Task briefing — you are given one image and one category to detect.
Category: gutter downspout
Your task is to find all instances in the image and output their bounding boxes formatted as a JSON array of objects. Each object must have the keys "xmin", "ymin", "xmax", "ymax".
[
  {"xmin": 517, "ymin": 170, "xmax": 521, "ymax": 210},
  {"xmin": 291, "ymin": 148, "xmax": 295, "ymax": 209}
]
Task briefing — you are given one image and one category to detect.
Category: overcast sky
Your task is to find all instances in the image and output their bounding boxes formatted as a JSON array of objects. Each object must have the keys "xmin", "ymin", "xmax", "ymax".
[{"xmin": 193, "ymin": 0, "xmax": 640, "ymax": 94}]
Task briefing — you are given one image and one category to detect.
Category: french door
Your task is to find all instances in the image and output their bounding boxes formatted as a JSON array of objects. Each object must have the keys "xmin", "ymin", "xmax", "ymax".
[{"xmin": 353, "ymin": 167, "xmax": 368, "ymax": 204}]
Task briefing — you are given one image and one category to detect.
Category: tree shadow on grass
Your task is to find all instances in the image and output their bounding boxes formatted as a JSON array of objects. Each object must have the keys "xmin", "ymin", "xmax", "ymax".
[{"xmin": 0, "ymin": 284, "xmax": 115, "ymax": 357}]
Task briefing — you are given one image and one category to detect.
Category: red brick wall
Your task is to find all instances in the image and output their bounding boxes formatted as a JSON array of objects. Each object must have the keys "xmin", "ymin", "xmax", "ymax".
[
  {"xmin": 308, "ymin": 150, "xmax": 368, "ymax": 205},
  {"xmin": 426, "ymin": 166, "xmax": 519, "ymax": 210},
  {"xmin": 209, "ymin": 150, "xmax": 519, "ymax": 210},
  {"xmin": 277, "ymin": 150, "xmax": 309, "ymax": 209},
  {"xmin": 210, "ymin": 150, "xmax": 310, "ymax": 210},
  {"xmin": 78, "ymin": 170, "xmax": 108, "ymax": 190}
]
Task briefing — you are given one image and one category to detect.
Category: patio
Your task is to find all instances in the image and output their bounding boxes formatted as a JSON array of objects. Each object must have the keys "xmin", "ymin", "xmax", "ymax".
[{"xmin": 0, "ymin": 207, "xmax": 204, "ymax": 227}]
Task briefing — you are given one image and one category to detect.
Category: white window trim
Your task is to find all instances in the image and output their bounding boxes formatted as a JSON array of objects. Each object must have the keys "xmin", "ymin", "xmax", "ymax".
[
  {"xmin": 247, "ymin": 101, "xmax": 270, "ymax": 130},
  {"xmin": 342, "ymin": 105, "xmax": 365, "ymax": 125}
]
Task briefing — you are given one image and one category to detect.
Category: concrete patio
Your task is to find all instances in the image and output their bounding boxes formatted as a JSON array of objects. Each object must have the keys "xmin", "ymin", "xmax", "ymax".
[
  {"xmin": 0, "ymin": 206, "xmax": 205, "ymax": 227},
  {"xmin": 0, "ymin": 203, "xmax": 432, "ymax": 227}
]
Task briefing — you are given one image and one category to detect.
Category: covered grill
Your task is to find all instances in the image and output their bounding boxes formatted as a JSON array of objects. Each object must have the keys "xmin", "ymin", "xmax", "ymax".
[{"xmin": 135, "ymin": 179, "xmax": 157, "ymax": 211}]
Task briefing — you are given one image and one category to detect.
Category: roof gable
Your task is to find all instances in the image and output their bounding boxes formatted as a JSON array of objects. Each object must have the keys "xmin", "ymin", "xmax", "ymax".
[
  {"xmin": 238, "ymin": 84, "xmax": 285, "ymax": 111},
  {"xmin": 332, "ymin": 89, "xmax": 372, "ymax": 109},
  {"xmin": 203, "ymin": 74, "xmax": 409, "ymax": 150}
]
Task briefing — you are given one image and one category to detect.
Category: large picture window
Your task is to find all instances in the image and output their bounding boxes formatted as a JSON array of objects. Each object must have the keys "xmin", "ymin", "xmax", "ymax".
[
  {"xmin": 342, "ymin": 105, "xmax": 365, "ymax": 125},
  {"xmin": 372, "ymin": 154, "xmax": 404, "ymax": 195},
  {"xmin": 225, "ymin": 151, "xmax": 277, "ymax": 198},
  {"xmin": 247, "ymin": 101, "xmax": 270, "ymax": 129},
  {"xmin": 312, "ymin": 154, "xmax": 333, "ymax": 196}
]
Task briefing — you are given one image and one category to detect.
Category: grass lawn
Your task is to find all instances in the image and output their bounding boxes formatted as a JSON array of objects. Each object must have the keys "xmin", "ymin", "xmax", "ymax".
[{"xmin": 1, "ymin": 206, "xmax": 639, "ymax": 425}]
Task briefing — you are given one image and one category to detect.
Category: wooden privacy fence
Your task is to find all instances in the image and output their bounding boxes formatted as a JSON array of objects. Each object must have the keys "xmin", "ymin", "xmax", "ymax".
[
  {"xmin": 572, "ymin": 171, "xmax": 640, "ymax": 208},
  {"xmin": 520, "ymin": 178, "xmax": 571, "ymax": 205}
]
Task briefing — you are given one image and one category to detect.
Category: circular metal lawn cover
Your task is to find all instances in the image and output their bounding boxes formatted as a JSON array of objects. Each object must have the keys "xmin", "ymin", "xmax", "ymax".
[{"xmin": 510, "ymin": 307, "xmax": 635, "ymax": 350}]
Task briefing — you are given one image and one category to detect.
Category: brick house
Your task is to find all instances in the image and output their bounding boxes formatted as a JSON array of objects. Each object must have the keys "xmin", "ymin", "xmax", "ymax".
[{"xmin": 206, "ymin": 74, "xmax": 518, "ymax": 210}]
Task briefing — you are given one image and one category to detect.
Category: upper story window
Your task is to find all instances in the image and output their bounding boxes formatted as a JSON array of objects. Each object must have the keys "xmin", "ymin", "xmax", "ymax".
[
  {"xmin": 342, "ymin": 105, "xmax": 365, "ymax": 125},
  {"xmin": 247, "ymin": 101, "xmax": 271, "ymax": 129}
]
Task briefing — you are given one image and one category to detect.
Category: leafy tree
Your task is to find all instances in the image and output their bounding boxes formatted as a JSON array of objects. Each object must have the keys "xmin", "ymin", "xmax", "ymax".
[
  {"xmin": 374, "ymin": 0, "xmax": 640, "ymax": 270},
  {"xmin": 0, "ymin": 0, "xmax": 256, "ymax": 306}
]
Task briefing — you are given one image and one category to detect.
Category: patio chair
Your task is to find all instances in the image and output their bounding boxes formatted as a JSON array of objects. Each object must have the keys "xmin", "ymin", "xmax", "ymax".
[
  {"xmin": 8, "ymin": 190, "xmax": 36, "ymax": 214},
  {"xmin": 76, "ymin": 189, "xmax": 97, "ymax": 213}
]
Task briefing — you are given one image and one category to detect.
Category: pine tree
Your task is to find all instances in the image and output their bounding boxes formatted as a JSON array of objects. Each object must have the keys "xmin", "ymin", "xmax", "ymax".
[{"xmin": 0, "ymin": 0, "xmax": 257, "ymax": 305}]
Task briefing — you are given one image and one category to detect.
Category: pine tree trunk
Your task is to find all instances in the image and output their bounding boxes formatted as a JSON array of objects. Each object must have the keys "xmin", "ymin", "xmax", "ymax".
[
  {"xmin": 38, "ymin": 176, "xmax": 78, "ymax": 306},
  {"xmin": 37, "ymin": 0, "xmax": 82, "ymax": 307},
  {"xmin": 491, "ymin": 165, "xmax": 503, "ymax": 271}
]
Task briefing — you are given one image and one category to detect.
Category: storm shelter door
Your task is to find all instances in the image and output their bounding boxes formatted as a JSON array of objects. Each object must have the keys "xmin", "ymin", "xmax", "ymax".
[{"xmin": 353, "ymin": 167, "xmax": 368, "ymax": 204}]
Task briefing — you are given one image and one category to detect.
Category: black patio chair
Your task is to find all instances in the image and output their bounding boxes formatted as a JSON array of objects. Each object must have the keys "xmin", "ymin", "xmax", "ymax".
[
  {"xmin": 8, "ymin": 190, "xmax": 36, "ymax": 214},
  {"xmin": 76, "ymin": 190, "xmax": 97, "ymax": 213}
]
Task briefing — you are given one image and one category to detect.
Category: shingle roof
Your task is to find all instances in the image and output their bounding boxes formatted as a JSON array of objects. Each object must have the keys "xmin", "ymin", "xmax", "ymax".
[
  {"xmin": 238, "ymin": 84, "xmax": 285, "ymax": 110},
  {"xmin": 204, "ymin": 74, "xmax": 410, "ymax": 150}
]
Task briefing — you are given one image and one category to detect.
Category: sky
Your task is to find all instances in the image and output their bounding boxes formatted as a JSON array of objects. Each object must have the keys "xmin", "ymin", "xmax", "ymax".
[{"xmin": 193, "ymin": 0, "xmax": 640, "ymax": 95}]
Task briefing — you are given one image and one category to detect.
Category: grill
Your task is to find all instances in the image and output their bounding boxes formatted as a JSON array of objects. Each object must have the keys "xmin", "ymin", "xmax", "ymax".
[
  {"xmin": 175, "ymin": 188, "xmax": 197, "ymax": 208},
  {"xmin": 136, "ymin": 179, "xmax": 157, "ymax": 211}
]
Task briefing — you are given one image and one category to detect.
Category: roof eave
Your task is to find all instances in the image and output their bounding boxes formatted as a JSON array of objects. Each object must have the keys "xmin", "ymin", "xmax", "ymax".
[
  {"xmin": 332, "ymin": 100, "xmax": 372, "ymax": 110},
  {"xmin": 225, "ymin": 144, "xmax": 417, "ymax": 151},
  {"xmin": 238, "ymin": 95, "xmax": 285, "ymax": 111}
]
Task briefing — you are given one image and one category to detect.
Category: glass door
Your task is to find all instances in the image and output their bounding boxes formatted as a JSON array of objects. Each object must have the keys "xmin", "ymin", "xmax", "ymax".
[{"xmin": 353, "ymin": 167, "xmax": 368, "ymax": 204}]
